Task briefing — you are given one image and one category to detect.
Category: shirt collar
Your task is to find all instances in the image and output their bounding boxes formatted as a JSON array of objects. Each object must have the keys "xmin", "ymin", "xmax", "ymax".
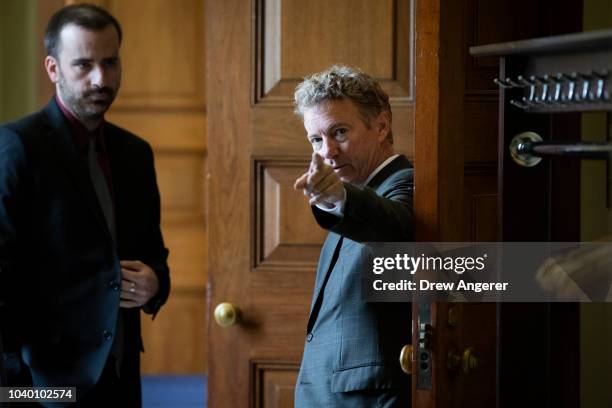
[{"xmin": 363, "ymin": 154, "xmax": 400, "ymax": 187}]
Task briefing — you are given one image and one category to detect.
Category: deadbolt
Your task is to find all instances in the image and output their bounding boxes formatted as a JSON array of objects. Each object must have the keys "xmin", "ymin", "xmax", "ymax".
[{"xmin": 419, "ymin": 323, "xmax": 434, "ymax": 350}]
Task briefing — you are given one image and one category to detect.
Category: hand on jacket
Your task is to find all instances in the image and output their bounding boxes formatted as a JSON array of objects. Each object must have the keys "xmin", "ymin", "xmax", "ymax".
[{"xmin": 120, "ymin": 260, "xmax": 159, "ymax": 309}]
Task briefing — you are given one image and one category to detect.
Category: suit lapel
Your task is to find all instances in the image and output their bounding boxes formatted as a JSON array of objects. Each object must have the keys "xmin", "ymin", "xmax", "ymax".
[
  {"xmin": 306, "ymin": 154, "xmax": 413, "ymax": 329},
  {"xmin": 306, "ymin": 232, "xmax": 343, "ymax": 331},
  {"xmin": 309, "ymin": 233, "xmax": 341, "ymax": 310},
  {"xmin": 42, "ymin": 99, "xmax": 113, "ymax": 243},
  {"xmin": 367, "ymin": 154, "xmax": 412, "ymax": 191}
]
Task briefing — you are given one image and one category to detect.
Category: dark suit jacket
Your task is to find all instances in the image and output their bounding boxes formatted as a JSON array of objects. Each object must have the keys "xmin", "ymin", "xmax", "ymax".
[
  {"xmin": 0, "ymin": 98, "xmax": 170, "ymax": 400},
  {"xmin": 295, "ymin": 155, "xmax": 413, "ymax": 407}
]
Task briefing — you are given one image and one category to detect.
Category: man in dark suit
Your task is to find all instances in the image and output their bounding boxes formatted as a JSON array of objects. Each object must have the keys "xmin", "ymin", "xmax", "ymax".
[
  {"xmin": 0, "ymin": 4, "xmax": 169, "ymax": 406},
  {"xmin": 293, "ymin": 66, "xmax": 413, "ymax": 407}
]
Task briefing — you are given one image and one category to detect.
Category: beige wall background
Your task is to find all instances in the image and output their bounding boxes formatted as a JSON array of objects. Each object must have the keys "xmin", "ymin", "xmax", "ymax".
[
  {"xmin": 581, "ymin": 1, "xmax": 612, "ymax": 408},
  {"xmin": 0, "ymin": 0, "xmax": 38, "ymax": 123}
]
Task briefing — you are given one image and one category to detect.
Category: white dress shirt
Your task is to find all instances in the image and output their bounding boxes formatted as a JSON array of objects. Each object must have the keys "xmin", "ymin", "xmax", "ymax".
[{"xmin": 316, "ymin": 154, "xmax": 400, "ymax": 217}]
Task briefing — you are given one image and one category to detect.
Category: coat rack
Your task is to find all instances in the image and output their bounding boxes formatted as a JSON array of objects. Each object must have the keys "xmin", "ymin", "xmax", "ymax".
[
  {"xmin": 472, "ymin": 29, "xmax": 611, "ymax": 114},
  {"xmin": 470, "ymin": 29, "xmax": 611, "ymax": 235}
]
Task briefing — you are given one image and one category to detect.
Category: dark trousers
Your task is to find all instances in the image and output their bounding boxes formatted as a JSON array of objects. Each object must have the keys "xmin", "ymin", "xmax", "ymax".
[
  {"xmin": 4, "ymin": 355, "xmax": 141, "ymax": 408},
  {"xmin": 73, "ymin": 357, "xmax": 141, "ymax": 407}
]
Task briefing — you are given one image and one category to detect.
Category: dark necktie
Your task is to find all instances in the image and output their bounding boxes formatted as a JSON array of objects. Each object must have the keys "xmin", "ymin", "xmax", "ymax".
[
  {"xmin": 88, "ymin": 136, "xmax": 115, "ymax": 242},
  {"xmin": 87, "ymin": 136, "xmax": 123, "ymax": 374}
]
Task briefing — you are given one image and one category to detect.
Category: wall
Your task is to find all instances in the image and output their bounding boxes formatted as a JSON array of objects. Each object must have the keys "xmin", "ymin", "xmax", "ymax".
[
  {"xmin": 580, "ymin": 1, "xmax": 612, "ymax": 407},
  {"xmin": 0, "ymin": 0, "xmax": 38, "ymax": 123}
]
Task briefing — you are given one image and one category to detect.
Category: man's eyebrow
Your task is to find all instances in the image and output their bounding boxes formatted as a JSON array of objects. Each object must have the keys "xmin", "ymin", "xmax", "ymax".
[
  {"xmin": 308, "ymin": 122, "xmax": 350, "ymax": 139},
  {"xmin": 327, "ymin": 122, "xmax": 349, "ymax": 133},
  {"xmin": 71, "ymin": 58, "xmax": 93, "ymax": 64}
]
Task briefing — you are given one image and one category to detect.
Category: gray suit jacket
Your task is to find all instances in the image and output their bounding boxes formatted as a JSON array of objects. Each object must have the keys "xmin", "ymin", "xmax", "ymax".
[{"xmin": 295, "ymin": 155, "xmax": 413, "ymax": 407}]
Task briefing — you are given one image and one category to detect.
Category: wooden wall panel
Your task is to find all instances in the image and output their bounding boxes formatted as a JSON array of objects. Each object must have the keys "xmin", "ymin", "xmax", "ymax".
[
  {"xmin": 140, "ymin": 291, "xmax": 206, "ymax": 373},
  {"xmin": 262, "ymin": 370, "xmax": 297, "ymax": 408},
  {"xmin": 471, "ymin": 193, "xmax": 496, "ymax": 241},
  {"xmin": 254, "ymin": 0, "xmax": 414, "ymax": 105},
  {"xmin": 464, "ymin": 169, "xmax": 497, "ymax": 242},
  {"xmin": 466, "ymin": 0, "xmax": 539, "ymax": 89},
  {"xmin": 156, "ymin": 154, "xmax": 204, "ymax": 213},
  {"xmin": 464, "ymin": 0, "xmax": 501, "ymax": 244},
  {"xmin": 251, "ymin": 105, "xmax": 414, "ymax": 159},
  {"xmin": 464, "ymin": 100, "xmax": 498, "ymax": 163},
  {"xmin": 101, "ymin": 0, "xmax": 207, "ymax": 374},
  {"xmin": 162, "ymin": 223, "xmax": 206, "ymax": 288},
  {"xmin": 254, "ymin": 159, "xmax": 325, "ymax": 271},
  {"xmin": 252, "ymin": 361, "xmax": 299, "ymax": 408},
  {"xmin": 280, "ymin": 0, "xmax": 394, "ymax": 78},
  {"xmin": 105, "ymin": 112, "xmax": 207, "ymax": 152},
  {"xmin": 107, "ymin": 0, "xmax": 205, "ymax": 109}
]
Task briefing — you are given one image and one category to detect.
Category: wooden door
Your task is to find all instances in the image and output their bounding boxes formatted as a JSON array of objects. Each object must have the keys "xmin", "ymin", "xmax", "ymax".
[
  {"xmin": 414, "ymin": 1, "xmax": 497, "ymax": 406},
  {"xmin": 206, "ymin": 0, "xmax": 415, "ymax": 406},
  {"xmin": 414, "ymin": 0, "xmax": 584, "ymax": 407}
]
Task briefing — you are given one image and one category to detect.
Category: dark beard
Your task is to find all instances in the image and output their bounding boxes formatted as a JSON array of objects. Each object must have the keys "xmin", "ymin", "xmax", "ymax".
[{"xmin": 58, "ymin": 76, "xmax": 115, "ymax": 123}]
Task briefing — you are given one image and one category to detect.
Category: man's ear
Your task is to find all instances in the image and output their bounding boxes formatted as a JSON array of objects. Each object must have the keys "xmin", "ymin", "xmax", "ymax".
[
  {"xmin": 44, "ymin": 56, "xmax": 60, "ymax": 84},
  {"xmin": 375, "ymin": 111, "xmax": 391, "ymax": 142}
]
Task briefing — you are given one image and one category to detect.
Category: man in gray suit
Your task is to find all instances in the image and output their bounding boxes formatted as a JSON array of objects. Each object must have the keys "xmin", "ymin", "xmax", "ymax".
[{"xmin": 293, "ymin": 65, "xmax": 413, "ymax": 407}]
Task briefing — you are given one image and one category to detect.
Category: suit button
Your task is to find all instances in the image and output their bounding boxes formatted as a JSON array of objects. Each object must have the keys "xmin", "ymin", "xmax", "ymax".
[
  {"xmin": 109, "ymin": 280, "xmax": 120, "ymax": 291},
  {"xmin": 103, "ymin": 330, "xmax": 113, "ymax": 341},
  {"xmin": 306, "ymin": 333, "xmax": 313, "ymax": 342}
]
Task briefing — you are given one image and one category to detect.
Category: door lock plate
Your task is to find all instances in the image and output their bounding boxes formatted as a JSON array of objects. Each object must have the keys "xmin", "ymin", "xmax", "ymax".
[{"xmin": 417, "ymin": 302, "xmax": 433, "ymax": 390}]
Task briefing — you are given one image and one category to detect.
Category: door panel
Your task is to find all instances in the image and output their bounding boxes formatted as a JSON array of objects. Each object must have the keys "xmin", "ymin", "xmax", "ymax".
[
  {"xmin": 207, "ymin": 0, "xmax": 415, "ymax": 406},
  {"xmin": 414, "ymin": 0, "xmax": 584, "ymax": 407},
  {"xmin": 254, "ymin": 158, "xmax": 325, "ymax": 271}
]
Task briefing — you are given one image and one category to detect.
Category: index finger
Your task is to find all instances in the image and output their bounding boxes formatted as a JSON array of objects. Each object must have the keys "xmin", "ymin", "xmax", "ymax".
[
  {"xmin": 310, "ymin": 152, "xmax": 324, "ymax": 173},
  {"xmin": 294, "ymin": 172, "xmax": 309, "ymax": 190}
]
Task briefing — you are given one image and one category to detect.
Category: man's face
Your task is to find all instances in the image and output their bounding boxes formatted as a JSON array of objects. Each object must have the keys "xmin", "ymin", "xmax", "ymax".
[
  {"xmin": 46, "ymin": 24, "xmax": 121, "ymax": 123},
  {"xmin": 303, "ymin": 99, "xmax": 390, "ymax": 185}
]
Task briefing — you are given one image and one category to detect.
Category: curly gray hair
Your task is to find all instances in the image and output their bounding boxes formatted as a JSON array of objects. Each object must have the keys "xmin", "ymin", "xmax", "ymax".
[{"xmin": 294, "ymin": 65, "xmax": 393, "ymax": 144}]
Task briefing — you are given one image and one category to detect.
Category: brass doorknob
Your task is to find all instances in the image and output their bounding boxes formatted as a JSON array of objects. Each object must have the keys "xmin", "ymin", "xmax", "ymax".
[
  {"xmin": 447, "ymin": 347, "xmax": 479, "ymax": 374},
  {"xmin": 399, "ymin": 344, "xmax": 413, "ymax": 375},
  {"xmin": 214, "ymin": 302, "xmax": 240, "ymax": 327}
]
